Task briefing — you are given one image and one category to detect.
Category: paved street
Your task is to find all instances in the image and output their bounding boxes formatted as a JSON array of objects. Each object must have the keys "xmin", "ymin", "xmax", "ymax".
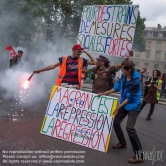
[{"xmin": 0, "ymin": 84, "xmax": 166, "ymax": 166}]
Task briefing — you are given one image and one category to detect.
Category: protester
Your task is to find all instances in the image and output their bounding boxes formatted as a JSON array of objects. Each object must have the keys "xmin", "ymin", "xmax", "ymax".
[
  {"xmin": 139, "ymin": 70, "xmax": 162, "ymax": 120},
  {"xmin": 9, "ymin": 50, "xmax": 23, "ymax": 68},
  {"xmin": 85, "ymin": 51, "xmax": 133, "ymax": 94},
  {"xmin": 33, "ymin": 44, "xmax": 96, "ymax": 89},
  {"xmin": 98, "ymin": 61, "xmax": 143, "ymax": 164},
  {"xmin": 160, "ymin": 70, "xmax": 166, "ymax": 97},
  {"xmin": 141, "ymin": 66, "xmax": 149, "ymax": 83}
]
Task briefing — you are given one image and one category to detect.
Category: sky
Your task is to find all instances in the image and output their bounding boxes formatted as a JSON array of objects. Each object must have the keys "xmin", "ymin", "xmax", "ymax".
[{"xmin": 132, "ymin": 0, "xmax": 166, "ymax": 27}]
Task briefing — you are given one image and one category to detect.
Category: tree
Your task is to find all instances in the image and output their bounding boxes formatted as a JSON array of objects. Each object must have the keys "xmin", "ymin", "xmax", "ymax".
[
  {"xmin": 132, "ymin": 12, "xmax": 146, "ymax": 52},
  {"xmin": 0, "ymin": 0, "xmax": 45, "ymax": 51}
]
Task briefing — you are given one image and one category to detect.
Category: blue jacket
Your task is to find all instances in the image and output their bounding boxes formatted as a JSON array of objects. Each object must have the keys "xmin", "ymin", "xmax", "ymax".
[{"xmin": 114, "ymin": 70, "xmax": 141, "ymax": 111}]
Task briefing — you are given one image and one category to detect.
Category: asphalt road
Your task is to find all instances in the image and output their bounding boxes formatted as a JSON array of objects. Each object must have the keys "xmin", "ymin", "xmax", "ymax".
[{"xmin": 0, "ymin": 85, "xmax": 166, "ymax": 166}]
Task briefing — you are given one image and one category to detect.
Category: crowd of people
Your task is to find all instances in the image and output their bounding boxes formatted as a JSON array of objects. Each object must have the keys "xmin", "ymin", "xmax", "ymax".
[{"xmin": 9, "ymin": 44, "xmax": 165, "ymax": 164}]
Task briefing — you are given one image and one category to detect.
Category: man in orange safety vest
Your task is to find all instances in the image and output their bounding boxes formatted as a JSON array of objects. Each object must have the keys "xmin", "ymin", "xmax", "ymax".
[{"xmin": 33, "ymin": 44, "xmax": 96, "ymax": 89}]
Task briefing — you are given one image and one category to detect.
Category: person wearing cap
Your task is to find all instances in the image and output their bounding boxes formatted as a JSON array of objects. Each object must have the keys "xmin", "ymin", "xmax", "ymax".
[
  {"xmin": 86, "ymin": 53, "xmax": 130, "ymax": 94},
  {"xmin": 33, "ymin": 44, "xmax": 96, "ymax": 89},
  {"xmin": 9, "ymin": 50, "xmax": 23, "ymax": 68}
]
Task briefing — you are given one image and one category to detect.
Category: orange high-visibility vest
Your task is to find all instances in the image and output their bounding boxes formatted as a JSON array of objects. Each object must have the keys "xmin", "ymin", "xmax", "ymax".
[{"xmin": 56, "ymin": 56, "xmax": 84, "ymax": 87}]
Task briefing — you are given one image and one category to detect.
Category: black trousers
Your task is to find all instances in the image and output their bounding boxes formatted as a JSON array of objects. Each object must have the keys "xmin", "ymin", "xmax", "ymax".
[
  {"xmin": 140, "ymin": 100, "xmax": 155, "ymax": 117},
  {"xmin": 113, "ymin": 108, "xmax": 143, "ymax": 156}
]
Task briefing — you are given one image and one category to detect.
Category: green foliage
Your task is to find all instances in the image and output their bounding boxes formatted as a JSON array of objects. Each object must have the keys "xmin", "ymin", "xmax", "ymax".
[
  {"xmin": 133, "ymin": 12, "xmax": 146, "ymax": 52},
  {"xmin": 0, "ymin": 0, "xmax": 45, "ymax": 50}
]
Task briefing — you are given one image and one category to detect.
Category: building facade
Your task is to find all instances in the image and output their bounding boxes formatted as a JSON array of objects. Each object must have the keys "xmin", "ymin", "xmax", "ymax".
[{"xmin": 132, "ymin": 24, "xmax": 166, "ymax": 76}]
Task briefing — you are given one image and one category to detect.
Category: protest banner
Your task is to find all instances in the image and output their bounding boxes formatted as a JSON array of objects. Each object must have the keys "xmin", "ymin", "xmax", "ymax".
[
  {"xmin": 6, "ymin": 46, "xmax": 17, "ymax": 57},
  {"xmin": 41, "ymin": 86, "xmax": 118, "ymax": 153},
  {"xmin": 77, "ymin": 4, "xmax": 139, "ymax": 57}
]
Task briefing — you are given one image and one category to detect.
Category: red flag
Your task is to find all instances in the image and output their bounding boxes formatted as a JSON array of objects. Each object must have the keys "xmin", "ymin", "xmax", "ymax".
[{"xmin": 6, "ymin": 46, "xmax": 17, "ymax": 58}]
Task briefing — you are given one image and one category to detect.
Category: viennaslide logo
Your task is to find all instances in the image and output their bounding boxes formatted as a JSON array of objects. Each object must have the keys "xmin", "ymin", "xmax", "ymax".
[{"xmin": 136, "ymin": 146, "xmax": 164, "ymax": 165}]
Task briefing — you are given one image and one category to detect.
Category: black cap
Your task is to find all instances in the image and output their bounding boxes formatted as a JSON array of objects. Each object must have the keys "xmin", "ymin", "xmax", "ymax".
[
  {"xmin": 18, "ymin": 50, "xmax": 23, "ymax": 53},
  {"xmin": 96, "ymin": 55, "xmax": 110, "ymax": 64}
]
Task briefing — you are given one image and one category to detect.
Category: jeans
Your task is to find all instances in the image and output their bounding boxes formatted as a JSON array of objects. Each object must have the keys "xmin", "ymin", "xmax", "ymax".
[{"xmin": 113, "ymin": 108, "xmax": 143, "ymax": 157}]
